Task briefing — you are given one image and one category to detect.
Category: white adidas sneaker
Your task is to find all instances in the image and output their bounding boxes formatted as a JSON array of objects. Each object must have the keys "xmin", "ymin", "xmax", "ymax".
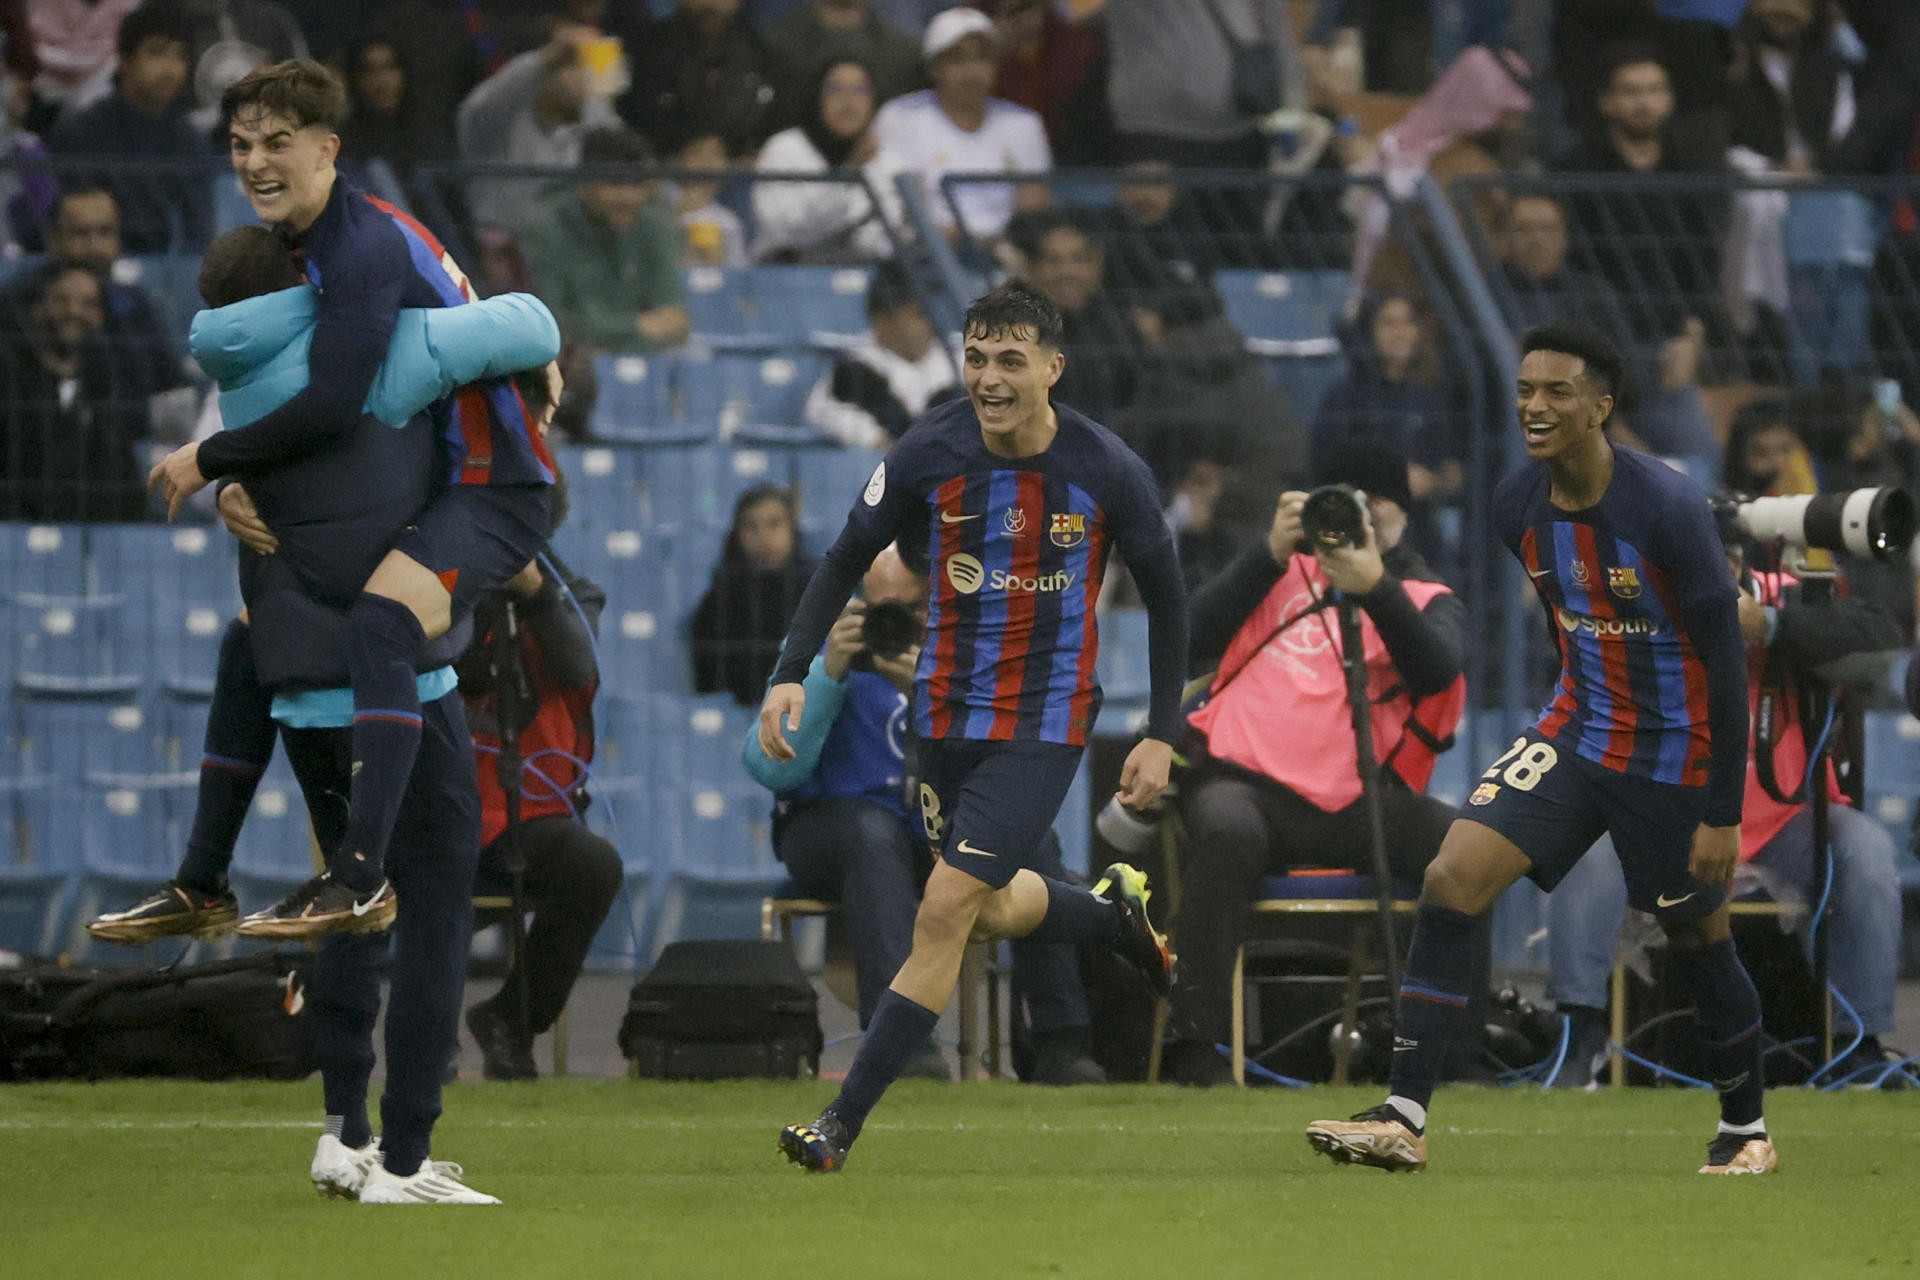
[
  {"xmin": 311, "ymin": 1134, "xmax": 381, "ymax": 1199},
  {"xmin": 359, "ymin": 1160, "xmax": 501, "ymax": 1205}
]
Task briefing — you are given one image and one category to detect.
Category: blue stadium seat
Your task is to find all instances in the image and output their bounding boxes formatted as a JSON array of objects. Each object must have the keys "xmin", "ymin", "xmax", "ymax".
[
  {"xmin": 18, "ymin": 695, "xmax": 173, "ymax": 784},
  {"xmin": 1214, "ymin": 269, "xmax": 1348, "ymax": 343},
  {"xmin": 0, "ymin": 695, "xmax": 72, "ymax": 953},
  {"xmin": 572, "ymin": 528, "xmax": 689, "ymax": 695},
  {"xmin": 0, "ymin": 522, "xmax": 86, "ymax": 605},
  {"xmin": 750, "ymin": 266, "xmax": 872, "ymax": 340},
  {"xmin": 714, "ymin": 349, "xmax": 826, "ymax": 429},
  {"xmin": 639, "ymin": 442, "xmax": 783, "ymax": 534},
  {"xmin": 1215, "ymin": 268, "xmax": 1350, "ymax": 419},
  {"xmin": 92, "ymin": 523, "xmax": 240, "ymax": 699},
  {"xmin": 577, "ymin": 698, "xmax": 661, "ymax": 966},
  {"xmin": 791, "ymin": 445, "xmax": 883, "ymax": 544},
  {"xmin": 683, "ymin": 265, "xmax": 752, "ymax": 335},
  {"xmin": 650, "ymin": 693, "xmax": 782, "ymax": 948},
  {"xmin": 591, "ymin": 352, "xmax": 707, "ymax": 444},
  {"xmin": 212, "ymin": 172, "xmax": 258, "ymax": 235},
  {"xmin": 228, "ymin": 751, "xmax": 317, "ymax": 898},
  {"xmin": 1861, "ymin": 709, "xmax": 1920, "ymax": 833},
  {"xmin": 555, "ymin": 443, "xmax": 645, "ymax": 532}
]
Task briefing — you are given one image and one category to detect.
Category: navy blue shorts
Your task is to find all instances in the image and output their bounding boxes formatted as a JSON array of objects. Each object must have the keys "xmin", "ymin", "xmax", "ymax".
[
  {"xmin": 914, "ymin": 737, "xmax": 1083, "ymax": 890},
  {"xmin": 392, "ymin": 482, "xmax": 550, "ymax": 622},
  {"xmin": 1461, "ymin": 728, "xmax": 1725, "ymax": 923}
]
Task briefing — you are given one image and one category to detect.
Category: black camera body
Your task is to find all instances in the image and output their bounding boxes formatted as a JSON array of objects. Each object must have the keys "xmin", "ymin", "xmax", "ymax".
[
  {"xmin": 1298, "ymin": 484, "xmax": 1369, "ymax": 553},
  {"xmin": 849, "ymin": 598, "xmax": 920, "ymax": 672}
]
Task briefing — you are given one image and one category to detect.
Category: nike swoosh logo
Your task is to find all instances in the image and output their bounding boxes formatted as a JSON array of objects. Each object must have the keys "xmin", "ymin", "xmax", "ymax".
[
  {"xmin": 955, "ymin": 838, "xmax": 997, "ymax": 858},
  {"xmin": 1655, "ymin": 891, "xmax": 1695, "ymax": 908},
  {"xmin": 1529, "ymin": 568, "xmax": 1551, "ymax": 579},
  {"xmin": 351, "ymin": 893, "xmax": 385, "ymax": 917},
  {"xmin": 940, "ymin": 511, "xmax": 981, "ymax": 523}
]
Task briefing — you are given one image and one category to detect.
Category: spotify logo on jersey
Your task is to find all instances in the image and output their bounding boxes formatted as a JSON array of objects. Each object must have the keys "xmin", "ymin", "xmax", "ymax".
[{"xmin": 946, "ymin": 553, "xmax": 985, "ymax": 594}]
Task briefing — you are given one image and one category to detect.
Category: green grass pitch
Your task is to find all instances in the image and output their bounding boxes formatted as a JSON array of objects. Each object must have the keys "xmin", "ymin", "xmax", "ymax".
[{"xmin": 4, "ymin": 1079, "xmax": 1913, "ymax": 1279}]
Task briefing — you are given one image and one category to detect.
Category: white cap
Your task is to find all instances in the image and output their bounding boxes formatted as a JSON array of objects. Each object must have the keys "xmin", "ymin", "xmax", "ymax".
[{"xmin": 922, "ymin": 7, "xmax": 997, "ymax": 61}]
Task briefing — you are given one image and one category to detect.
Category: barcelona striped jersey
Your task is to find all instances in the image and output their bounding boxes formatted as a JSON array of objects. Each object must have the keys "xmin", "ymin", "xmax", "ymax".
[
  {"xmin": 1495, "ymin": 446, "xmax": 1747, "ymax": 825},
  {"xmin": 773, "ymin": 398, "xmax": 1184, "ymax": 747}
]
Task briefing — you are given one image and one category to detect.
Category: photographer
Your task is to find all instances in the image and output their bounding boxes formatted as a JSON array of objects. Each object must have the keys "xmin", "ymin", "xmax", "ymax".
[
  {"xmin": 458, "ymin": 524, "xmax": 622, "ymax": 1082},
  {"xmin": 1159, "ymin": 445, "xmax": 1470, "ymax": 1087},
  {"xmin": 1546, "ymin": 537, "xmax": 1908, "ymax": 1087},
  {"xmin": 742, "ymin": 545, "xmax": 1105, "ymax": 1085}
]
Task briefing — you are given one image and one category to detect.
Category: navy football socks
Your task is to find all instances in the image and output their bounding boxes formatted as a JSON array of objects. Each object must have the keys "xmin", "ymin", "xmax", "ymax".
[
  {"xmin": 1384, "ymin": 902, "xmax": 1481, "ymax": 1131},
  {"xmin": 176, "ymin": 621, "xmax": 274, "ymax": 894},
  {"xmin": 1668, "ymin": 937, "xmax": 1766, "ymax": 1129},
  {"xmin": 1023, "ymin": 876, "xmax": 1122, "ymax": 945},
  {"xmin": 828, "ymin": 989, "xmax": 940, "ymax": 1144},
  {"xmin": 337, "ymin": 594, "xmax": 428, "ymax": 894}
]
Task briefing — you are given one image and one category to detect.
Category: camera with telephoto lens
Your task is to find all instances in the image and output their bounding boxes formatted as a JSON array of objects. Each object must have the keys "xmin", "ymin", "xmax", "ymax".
[
  {"xmin": 1298, "ymin": 483, "xmax": 1369, "ymax": 553},
  {"xmin": 1713, "ymin": 487, "xmax": 1917, "ymax": 562},
  {"xmin": 848, "ymin": 598, "xmax": 920, "ymax": 672}
]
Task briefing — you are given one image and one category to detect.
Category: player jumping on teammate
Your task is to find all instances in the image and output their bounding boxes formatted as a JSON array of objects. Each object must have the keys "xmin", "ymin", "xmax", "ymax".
[{"xmin": 1307, "ymin": 324, "xmax": 1776, "ymax": 1176}]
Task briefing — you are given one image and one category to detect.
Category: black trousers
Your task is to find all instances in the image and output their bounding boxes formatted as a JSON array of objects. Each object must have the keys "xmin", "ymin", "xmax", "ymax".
[
  {"xmin": 777, "ymin": 796, "xmax": 1091, "ymax": 1035},
  {"xmin": 282, "ymin": 693, "xmax": 478, "ymax": 1173},
  {"xmin": 472, "ymin": 814, "xmax": 624, "ymax": 1036},
  {"xmin": 1166, "ymin": 763, "xmax": 1456, "ymax": 1044}
]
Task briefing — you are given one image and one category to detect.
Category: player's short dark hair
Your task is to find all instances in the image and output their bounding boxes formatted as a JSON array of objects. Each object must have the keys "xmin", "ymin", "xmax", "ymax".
[
  {"xmin": 580, "ymin": 126, "xmax": 654, "ymax": 168},
  {"xmin": 223, "ymin": 59, "xmax": 348, "ymax": 132},
  {"xmin": 52, "ymin": 182, "xmax": 115, "ymax": 217},
  {"xmin": 198, "ymin": 225, "xmax": 305, "ymax": 308},
  {"xmin": 117, "ymin": 2, "xmax": 193, "ymax": 60},
  {"xmin": 1521, "ymin": 323, "xmax": 1623, "ymax": 400},
  {"xmin": 963, "ymin": 279, "xmax": 1063, "ymax": 350}
]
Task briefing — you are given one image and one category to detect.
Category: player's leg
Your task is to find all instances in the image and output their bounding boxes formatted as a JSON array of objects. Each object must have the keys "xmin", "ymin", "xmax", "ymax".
[
  {"xmin": 1606, "ymin": 776, "xmax": 1773, "ymax": 1174},
  {"xmin": 1310, "ymin": 731, "xmax": 1602, "ymax": 1171},
  {"xmin": 276, "ymin": 725, "xmax": 383, "ymax": 1196},
  {"xmin": 86, "ymin": 616, "xmax": 270, "ymax": 942},
  {"xmin": 362, "ymin": 691, "xmax": 498, "ymax": 1204},
  {"xmin": 467, "ymin": 815, "xmax": 621, "ymax": 1080},
  {"xmin": 336, "ymin": 486, "xmax": 548, "ymax": 899}
]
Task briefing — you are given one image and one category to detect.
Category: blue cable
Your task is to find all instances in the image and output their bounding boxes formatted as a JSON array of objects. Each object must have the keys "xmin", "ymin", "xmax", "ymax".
[
  {"xmin": 1613, "ymin": 1045, "xmax": 1713, "ymax": 1089},
  {"xmin": 1535, "ymin": 1014, "xmax": 1572, "ymax": 1090},
  {"xmin": 1222, "ymin": 1046, "xmax": 1311, "ymax": 1089}
]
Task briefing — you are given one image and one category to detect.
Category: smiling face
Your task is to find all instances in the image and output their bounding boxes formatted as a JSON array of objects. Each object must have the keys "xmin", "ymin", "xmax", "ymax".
[
  {"xmin": 36, "ymin": 267, "xmax": 104, "ymax": 353},
  {"xmin": 964, "ymin": 324, "xmax": 1063, "ymax": 450},
  {"xmin": 229, "ymin": 108, "xmax": 340, "ymax": 232},
  {"xmin": 1515, "ymin": 348, "xmax": 1613, "ymax": 461}
]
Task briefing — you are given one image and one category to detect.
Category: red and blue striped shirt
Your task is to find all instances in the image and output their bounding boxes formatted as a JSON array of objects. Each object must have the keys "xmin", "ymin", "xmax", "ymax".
[
  {"xmin": 1496, "ymin": 447, "xmax": 1746, "ymax": 825},
  {"xmin": 772, "ymin": 398, "xmax": 1188, "ymax": 747}
]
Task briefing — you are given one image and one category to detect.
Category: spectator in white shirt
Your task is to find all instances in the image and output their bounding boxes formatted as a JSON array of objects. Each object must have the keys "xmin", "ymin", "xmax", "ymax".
[
  {"xmin": 803, "ymin": 261, "xmax": 959, "ymax": 447},
  {"xmin": 872, "ymin": 6, "xmax": 1051, "ymax": 243},
  {"xmin": 753, "ymin": 58, "xmax": 908, "ymax": 263}
]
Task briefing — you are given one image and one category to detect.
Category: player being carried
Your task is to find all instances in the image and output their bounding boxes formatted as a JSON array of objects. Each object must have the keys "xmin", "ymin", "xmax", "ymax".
[
  {"xmin": 765, "ymin": 281, "xmax": 1189, "ymax": 1172},
  {"xmin": 1307, "ymin": 325, "xmax": 1777, "ymax": 1176}
]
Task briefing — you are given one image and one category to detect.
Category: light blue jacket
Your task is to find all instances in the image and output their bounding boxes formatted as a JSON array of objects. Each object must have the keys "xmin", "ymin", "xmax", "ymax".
[{"xmin": 188, "ymin": 286, "xmax": 561, "ymax": 429}]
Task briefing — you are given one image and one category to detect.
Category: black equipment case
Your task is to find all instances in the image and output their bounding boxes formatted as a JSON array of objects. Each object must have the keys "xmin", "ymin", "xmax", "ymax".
[{"xmin": 619, "ymin": 940, "xmax": 822, "ymax": 1079}]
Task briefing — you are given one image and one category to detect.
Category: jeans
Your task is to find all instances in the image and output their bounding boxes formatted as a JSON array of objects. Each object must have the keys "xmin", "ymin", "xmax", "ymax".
[{"xmin": 1546, "ymin": 806, "xmax": 1902, "ymax": 1034}]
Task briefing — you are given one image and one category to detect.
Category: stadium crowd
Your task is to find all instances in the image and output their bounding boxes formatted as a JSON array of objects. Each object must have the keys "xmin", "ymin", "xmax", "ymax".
[{"xmin": 3, "ymin": 0, "xmax": 1920, "ymax": 1119}]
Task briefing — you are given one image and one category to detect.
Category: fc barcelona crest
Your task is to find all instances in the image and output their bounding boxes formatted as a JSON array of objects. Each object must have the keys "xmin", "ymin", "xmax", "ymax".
[
  {"xmin": 1469, "ymin": 781, "xmax": 1500, "ymax": 806},
  {"xmin": 1049, "ymin": 512, "xmax": 1086, "ymax": 548},
  {"xmin": 1607, "ymin": 566, "xmax": 1642, "ymax": 599}
]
